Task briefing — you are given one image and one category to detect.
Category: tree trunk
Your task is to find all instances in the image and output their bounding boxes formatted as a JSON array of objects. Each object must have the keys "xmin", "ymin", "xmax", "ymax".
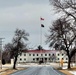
[
  {"xmin": 68, "ymin": 57, "xmax": 71, "ymax": 69},
  {"xmin": 13, "ymin": 56, "xmax": 17, "ymax": 69}
]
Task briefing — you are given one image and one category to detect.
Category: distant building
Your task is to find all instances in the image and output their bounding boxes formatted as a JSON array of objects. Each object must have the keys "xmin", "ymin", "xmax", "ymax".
[{"xmin": 17, "ymin": 50, "xmax": 68, "ymax": 63}]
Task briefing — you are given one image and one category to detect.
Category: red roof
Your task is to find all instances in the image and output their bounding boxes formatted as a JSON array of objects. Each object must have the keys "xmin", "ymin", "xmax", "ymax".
[{"xmin": 22, "ymin": 50, "xmax": 56, "ymax": 53}]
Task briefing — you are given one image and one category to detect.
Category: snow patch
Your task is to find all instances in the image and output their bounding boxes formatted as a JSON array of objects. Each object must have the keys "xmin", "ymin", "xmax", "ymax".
[{"xmin": 69, "ymin": 71, "xmax": 76, "ymax": 75}]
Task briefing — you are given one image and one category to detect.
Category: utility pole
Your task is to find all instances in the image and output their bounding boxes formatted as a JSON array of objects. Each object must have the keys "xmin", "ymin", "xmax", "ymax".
[{"xmin": 0, "ymin": 38, "xmax": 4, "ymax": 69}]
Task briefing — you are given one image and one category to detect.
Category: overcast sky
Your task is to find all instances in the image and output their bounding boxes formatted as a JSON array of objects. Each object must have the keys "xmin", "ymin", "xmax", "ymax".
[{"xmin": 0, "ymin": 0, "xmax": 59, "ymax": 50}]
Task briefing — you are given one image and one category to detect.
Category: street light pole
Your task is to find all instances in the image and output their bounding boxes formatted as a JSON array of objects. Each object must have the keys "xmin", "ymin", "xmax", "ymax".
[{"xmin": 0, "ymin": 38, "xmax": 4, "ymax": 69}]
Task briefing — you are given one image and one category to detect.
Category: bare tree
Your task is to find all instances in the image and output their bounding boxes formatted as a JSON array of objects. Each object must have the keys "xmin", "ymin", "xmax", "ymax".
[
  {"xmin": 50, "ymin": 0, "xmax": 76, "ymax": 24},
  {"xmin": 13, "ymin": 29, "xmax": 29, "ymax": 69},
  {"xmin": 4, "ymin": 43, "xmax": 14, "ymax": 58},
  {"xmin": 4, "ymin": 29, "xmax": 29, "ymax": 69},
  {"xmin": 49, "ymin": 0, "xmax": 76, "ymax": 69},
  {"xmin": 2, "ymin": 50, "xmax": 10, "ymax": 63},
  {"xmin": 46, "ymin": 17, "xmax": 76, "ymax": 69}
]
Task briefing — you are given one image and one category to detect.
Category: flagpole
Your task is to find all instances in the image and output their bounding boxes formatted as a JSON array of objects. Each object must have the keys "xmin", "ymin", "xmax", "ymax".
[
  {"xmin": 40, "ymin": 25, "xmax": 42, "ymax": 47},
  {"xmin": 40, "ymin": 17, "xmax": 42, "ymax": 47},
  {"xmin": 40, "ymin": 17, "xmax": 44, "ymax": 63},
  {"xmin": 40, "ymin": 17, "xmax": 44, "ymax": 47},
  {"xmin": 39, "ymin": 17, "xmax": 42, "ymax": 63}
]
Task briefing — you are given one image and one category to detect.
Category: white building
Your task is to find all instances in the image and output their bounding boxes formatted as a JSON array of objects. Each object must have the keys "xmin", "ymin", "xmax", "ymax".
[
  {"xmin": 17, "ymin": 50, "xmax": 68, "ymax": 63},
  {"xmin": 56, "ymin": 50, "xmax": 68, "ymax": 63}
]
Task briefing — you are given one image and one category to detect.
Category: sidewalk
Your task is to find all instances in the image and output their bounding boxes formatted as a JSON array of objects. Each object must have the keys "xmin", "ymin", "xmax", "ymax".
[
  {"xmin": 0, "ymin": 68, "xmax": 25, "ymax": 75},
  {"xmin": 0, "ymin": 64, "xmax": 12, "ymax": 75},
  {"xmin": 0, "ymin": 68, "xmax": 8, "ymax": 73},
  {"xmin": 0, "ymin": 64, "xmax": 26, "ymax": 75},
  {"xmin": 0, "ymin": 64, "xmax": 12, "ymax": 72},
  {"xmin": 59, "ymin": 67, "xmax": 76, "ymax": 75},
  {"xmin": 58, "ymin": 64, "xmax": 76, "ymax": 75}
]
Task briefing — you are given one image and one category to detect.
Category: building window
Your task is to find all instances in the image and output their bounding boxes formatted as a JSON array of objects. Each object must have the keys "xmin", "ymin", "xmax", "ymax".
[
  {"xmin": 58, "ymin": 54, "xmax": 59, "ymax": 56},
  {"xmin": 62, "ymin": 54, "xmax": 64, "ymax": 56},
  {"xmin": 45, "ymin": 54, "xmax": 47, "ymax": 56},
  {"xmin": 49, "ymin": 54, "xmax": 51, "ymax": 56},
  {"xmin": 66, "ymin": 58, "xmax": 68, "ymax": 60},
  {"xmin": 33, "ymin": 58, "xmax": 35, "ymax": 60},
  {"xmin": 41, "ymin": 54, "xmax": 43, "ymax": 56},
  {"xmin": 29, "ymin": 54, "xmax": 31, "ymax": 56},
  {"xmin": 52, "ymin": 54, "xmax": 54, "ymax": 56},
  {"xmin": 24, "ymin": 58, "xmax": 26, "ymax": 61},
  {"xmin": 36, "ymin": 58, "xmax": 39, "ymax": 61},
  {"xmin": 20, "ymin": 58, "xmax": 22, "ymax": 61},
  {"xmin": 37, "ymin": 54, "xmax": 38, "ymax": 56},
  {"xmin": 62, "ymin": 58, "xmax": 64, "ymax": 60},
  {"xmin": 45, "ymin": 58, "xmax": 47, "ymax": 60},
  {"xmin": 33, "ymin": 54, "xmax": 35, "ymax": 56},
  {"xmin": 24, "ymin": 54, "xmax": 26, "ymax": 56},
  {"xmin": 58, "ymin": 58, "xmax": 59, "ymax": 60}
]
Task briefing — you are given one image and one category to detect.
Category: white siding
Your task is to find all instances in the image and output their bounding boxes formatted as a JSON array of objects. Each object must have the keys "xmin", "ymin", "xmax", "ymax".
[
  {"xmin": 17, "ymin": 50, "xmax": 68, "ymax": 63},
  {"xmin": 56, "ymin": 51, "xmax": 68, "ymax": 62}
]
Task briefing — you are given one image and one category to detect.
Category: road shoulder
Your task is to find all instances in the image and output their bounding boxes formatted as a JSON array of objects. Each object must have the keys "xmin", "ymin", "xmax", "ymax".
[
  {"xmin": 0, "ymin": 68, "xmax": 26, "ymax": 75},
  {"xmin": 58, "ymin": 67, "xmax": 76, "ymax": 75},
  {"xmin": 59, "ymin": 70, "xmax": 73, "ymax": 75}
]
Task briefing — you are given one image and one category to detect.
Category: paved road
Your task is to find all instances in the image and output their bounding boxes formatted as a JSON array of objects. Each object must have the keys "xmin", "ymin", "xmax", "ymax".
[{"xmin": 10, "ymin": 66, "xmax": 66, "ymax": 75}]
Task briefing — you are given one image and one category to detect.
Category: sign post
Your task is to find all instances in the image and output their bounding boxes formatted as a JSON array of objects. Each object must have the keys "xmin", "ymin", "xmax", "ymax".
[{"xmin": 60, "ymin": 58, "xmax": 63, "ymax": 68}]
